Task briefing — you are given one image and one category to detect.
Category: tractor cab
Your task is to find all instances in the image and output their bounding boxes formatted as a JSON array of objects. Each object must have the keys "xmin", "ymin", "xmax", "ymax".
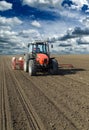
[{"xmin": 28, "ymin": 41, "xmax": 49, "ymax": 55}]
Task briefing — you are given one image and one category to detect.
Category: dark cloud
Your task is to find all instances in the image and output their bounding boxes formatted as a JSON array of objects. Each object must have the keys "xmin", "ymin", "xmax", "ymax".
[
  {"xmin": 59, "ymin": 33, "xmax": 76, "ymax": 41},
  {"xmin": 74, "ymin": 46, "xmax": 87, "ymax": 54},
  {"xmin": 0, "ymin": 44, "xmax": 4, "ymax": 49},
  {"xmin": 59, "ymin": 27, "xmax": 89, "ymax": 42},
  {"xmin": 0, "ymin": 38, "xmax": 16, "ymax": 46},
  {"xmin": 72, "ymin": 27, "xmax": 89, "ymax": 35},
  {"xmin": 62, "ymin": 0, "xmax": 74, "ymax": 7},
  {"xmin": 0, "ymin": 38, "xmax": 9, "ymax": 43},
  {"xmin": 58, "ymin": 43, "xmax": 72, "ymax": 47}
]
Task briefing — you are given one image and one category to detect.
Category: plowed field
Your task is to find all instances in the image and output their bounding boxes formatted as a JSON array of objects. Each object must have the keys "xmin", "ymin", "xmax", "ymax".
[{"xmin": 0, "ymin": 55, "xmax": 89, "ymax": 130}]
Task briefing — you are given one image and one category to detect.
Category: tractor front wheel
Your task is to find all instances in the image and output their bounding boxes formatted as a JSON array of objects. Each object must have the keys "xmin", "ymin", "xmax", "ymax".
[{"xmin": 28, "ymin": 60, "xmax": 36, "ymax": 76}]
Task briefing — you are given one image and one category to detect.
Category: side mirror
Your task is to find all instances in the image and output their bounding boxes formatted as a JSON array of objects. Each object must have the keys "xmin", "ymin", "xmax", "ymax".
[
  {"xmin": 28, "ymin": 43, "xmax": 30, "ymax": 48},
  {"xmin": 51, "ymin": 44, "xmax": 53, "ymax": 48}
]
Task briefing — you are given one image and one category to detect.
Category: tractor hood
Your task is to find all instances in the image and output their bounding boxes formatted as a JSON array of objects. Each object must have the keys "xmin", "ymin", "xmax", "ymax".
[{"xmin": 36, "ymin": 53, "xmax": 49, "ymax": 65}]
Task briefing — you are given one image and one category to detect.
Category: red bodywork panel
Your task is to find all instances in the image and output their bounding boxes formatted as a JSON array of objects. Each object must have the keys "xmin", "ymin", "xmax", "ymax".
[{"xmin": 36, "ymin": 53, "xmax": 49, "ymax": 65}]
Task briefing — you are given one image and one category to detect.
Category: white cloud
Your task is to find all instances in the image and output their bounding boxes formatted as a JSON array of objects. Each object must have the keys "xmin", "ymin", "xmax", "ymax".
[
  {"xmin": 72, "ymin": 0, "xmax": 88, "ymax": 6},
  {"xmin": 0, "ymin": 30, "xmax": 17, "ymax": 38},
  {"xmin": 0, "ymin": 16, "xmax": 23, "ymax": 26},
  {"xmin": 19, "ymin": 29, "xmax": 41, "ymax": 41},
  {"xmin": 0, "ymin": 17, "xmax": 24, "ymax": 54},
  {"xmin": 0, "ymin": 0, "xmax": 89, "ymax": 55},
  {"xmin": 20, "ymin": 29, "xmax": 38, "ymax": 35},
  {"xmin": 39, "ymin": 0, "xmax": 50, "ymax": 4},
  {"xmin": 0, "ymin": 26, "xmax": 11, "ymax": 31},
  {"xmin": 81, "ymin": 16, "xmax": 89, "ymax": 27},
  {"xmin": 55, "ymin": 37, "xmax": 89, "ymax": 54},
  {"xmin": 71, "ymin": 0, "xmax": 89, "ymax": 10},
  {"xmin": 22, "ymin": 0, "xmax": 89, "ymax": 11},
  {"xmin": 22, "ymin": 0, "xmax": 62, "ymax": 8},
  {"xmin": 23, "ymin": 0, "xmax": 50, "ymax": 6},
  {"xmin": 80, "ymin": 36, "xmax": 89, "ymax": 43},
  {"xmin": 0, "ymin": 1, "xmax": 12, "ymax": 11},
  {"xmin": 0, "ymin": 26, "xmax": 26, "ymax": 54},
  {"xmin": 60, "ymin": 9, "xmax": 80, "ymax": 19},
  {"xmin": 31, "ymin": 20, "xmax": 41, "ymax": 28}
]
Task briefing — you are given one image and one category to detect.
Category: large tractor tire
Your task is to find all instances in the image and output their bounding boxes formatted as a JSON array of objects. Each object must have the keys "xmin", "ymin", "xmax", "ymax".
[
  {"xmin": 49, "ymin": 59, "xmax": 58, "ymax": 75},
  {"xmin": 24, "ymin": 61, "xmax": 28, "ymax": 72},
  {"xmin": 28, "ymin": 60, "xmax": 36, "ymax": 76},
  {"xmin": 24, "ymin": 54, "xmax": 30, "ymax": 72}
]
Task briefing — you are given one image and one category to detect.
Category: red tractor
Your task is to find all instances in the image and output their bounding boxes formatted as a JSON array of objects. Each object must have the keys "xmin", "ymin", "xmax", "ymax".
[{"xmin": 23, "ymin": 41, "xmax": 58, "ymax": 76}]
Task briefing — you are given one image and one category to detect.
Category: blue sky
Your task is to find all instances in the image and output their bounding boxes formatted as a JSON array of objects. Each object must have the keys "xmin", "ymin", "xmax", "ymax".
[{"xmin": 0, "ymin": 0, "xmax": 89, "ymax": 54}]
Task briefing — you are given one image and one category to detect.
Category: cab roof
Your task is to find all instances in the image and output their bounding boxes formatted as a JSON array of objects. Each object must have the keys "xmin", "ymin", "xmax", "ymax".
[{"xmin": 28, "ymin": 41, "xmax": 48, "ymax": 47}]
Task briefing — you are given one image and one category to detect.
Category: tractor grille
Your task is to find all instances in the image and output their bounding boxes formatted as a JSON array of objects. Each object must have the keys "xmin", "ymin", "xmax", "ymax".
[{"xmin": 44, "ymin": 58, "xmax": 48, "ymax": 64}]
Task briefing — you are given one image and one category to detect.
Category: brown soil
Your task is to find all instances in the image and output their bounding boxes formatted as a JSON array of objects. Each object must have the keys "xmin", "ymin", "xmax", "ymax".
[{"xmin": 0, "ymin": 54, "xmax": 89, "ymax": 130}]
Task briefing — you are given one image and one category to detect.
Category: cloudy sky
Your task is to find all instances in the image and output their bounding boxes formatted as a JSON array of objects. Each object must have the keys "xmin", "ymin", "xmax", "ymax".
[{"xmin": 0, "ymin": 0, "xmax": 89, "ymax": 54}]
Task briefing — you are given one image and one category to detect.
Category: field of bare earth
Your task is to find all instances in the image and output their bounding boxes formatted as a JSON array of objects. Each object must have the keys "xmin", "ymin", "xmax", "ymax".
[{"xmin": 0, "ymin": 54, "xmax": 89, "ymax": 130}]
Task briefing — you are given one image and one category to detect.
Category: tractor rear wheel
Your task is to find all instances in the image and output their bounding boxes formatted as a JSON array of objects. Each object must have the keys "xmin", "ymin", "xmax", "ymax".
[
  {"xmin": 24, "ymin": 61, "xmax": 28, "ymax": 72},
  {"xmin": 28, "ymin": 60, "xmax": 36, "ymax": 76},
  {"xmin": 49, "ymin": 59, "xmax": 58, "ymax": 75}
]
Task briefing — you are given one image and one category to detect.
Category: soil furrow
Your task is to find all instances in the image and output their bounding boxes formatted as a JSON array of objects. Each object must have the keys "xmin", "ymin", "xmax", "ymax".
[
  {"xmin": 31, "ymin": 74, "xmax": 89, "ymax": 128},
  {"xmin": 6, "ymin": 56, "xmax": 77, "ymax": 130},
  {"xmin": 13, "ymin": 70, "xmax": 78, "ymax": 130},
  {"xmin": 4, "ymin": 56, "xmax": 46, "ymax": 130},
  {"xmin": 0, "ymin": 55, "xmax": 89, "ymax": 130},
  {"xmin": 0, "ymin": 56, "xmax": 13, "ymax": 130},
  {"xmin": 20, "ymin": 72, "xmax": 89, "ymax": 130}
]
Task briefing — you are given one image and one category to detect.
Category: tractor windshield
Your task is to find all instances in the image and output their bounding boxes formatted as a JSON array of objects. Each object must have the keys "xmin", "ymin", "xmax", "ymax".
[
  {"xmin": 28, "ymin": 42, "xmax": 49, "ymax": 54},
  {"xmin": 36, "ymin": 43, "xmax": 48, "ymax": 53}
]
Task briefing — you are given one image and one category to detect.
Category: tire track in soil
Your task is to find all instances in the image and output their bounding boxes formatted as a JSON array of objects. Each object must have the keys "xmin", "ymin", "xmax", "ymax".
[
  {"xmin": 21, "ymin": 73, "xmax": 89, "ymax": 130},
  {"xmin": 5, "ymin": 55, "xmax": 89, "ymax": 130},
  {"xmin": 7, "ymin": 56, "xmax": 78, "ymax": 130},
  {"xmin": 50, "ymin": 75, "xmax": 89, "ymax": 106},
  {"xmin": 8, "ymin": 55, "xmax": 89, "ymax": 130},
  {"xmin": 0, "ymin": 56, "xmax": 3, "ymax": 129},
  {"xmin": 7, "ymin": 62, "xmax": 78, "ymax": 129},
  {"xmin": 34, "ymin": 74, "xmax": 89, "ymax": 130},
  {"xmin": 36, "ymin": 74, "xmax": 89, "ymax": 129},
  {"xmin": 4, "ymin": 56, "xmax": 46, "ymax": 130},
  {"xmin": 0, "ymin": 56, "xmax": 13, "ymax": 130}
]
